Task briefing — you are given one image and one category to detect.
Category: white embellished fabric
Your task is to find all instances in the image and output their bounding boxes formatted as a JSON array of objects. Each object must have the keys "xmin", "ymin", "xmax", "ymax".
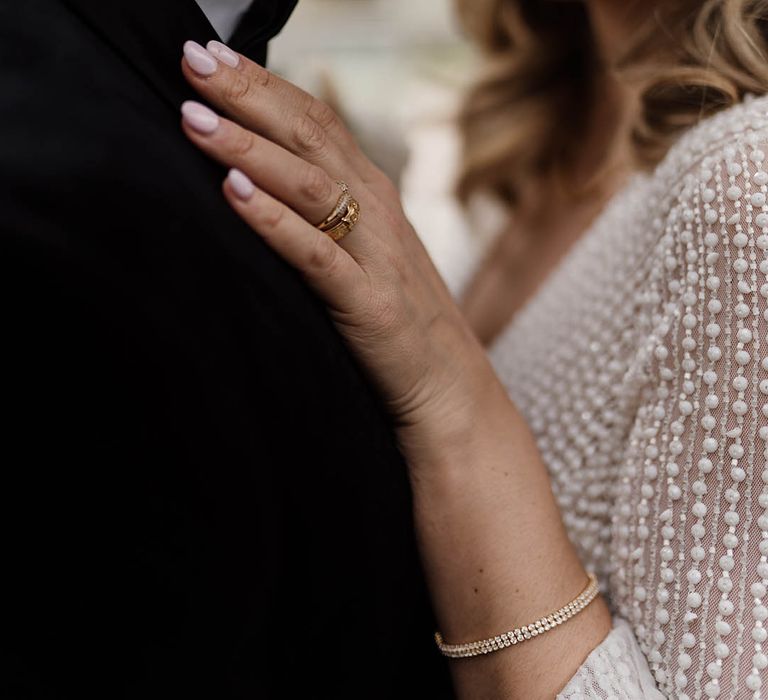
[
  {"xmin": 558, "ymin": 618, "xmax": 664, "ymax": 699},
  {"xmin": 485, "ymin": 93, "xmax": 768, "ymax": 698}
]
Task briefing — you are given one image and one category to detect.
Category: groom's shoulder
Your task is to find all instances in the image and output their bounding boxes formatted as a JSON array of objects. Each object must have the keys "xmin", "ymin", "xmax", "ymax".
[
  {"xmin": 0, "ymin": 1, "xmax": 209, "ymax": 255},
  {"xmin": 0, "ymin": 0, "xmax": 108, "ymax": 74}
]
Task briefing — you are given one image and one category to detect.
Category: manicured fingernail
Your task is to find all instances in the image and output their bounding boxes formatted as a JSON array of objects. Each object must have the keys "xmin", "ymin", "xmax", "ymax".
[
  {"xmin": 181, "ymin": 101, "xmax": 219, "ymax": 134},
  {"xmin": 207, "ymin": 40, "xmax": 240, "ymax": 68},
  {"xmin": 228, "ymin": 169, "xmax": 255, "ymax": 200},
  {"xmin": 183, "ymin": 40, "xmax": 217, "ymax": 76}
]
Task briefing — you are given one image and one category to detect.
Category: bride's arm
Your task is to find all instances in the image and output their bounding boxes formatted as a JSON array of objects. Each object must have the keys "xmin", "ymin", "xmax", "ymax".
[
  {"xmin": 406, "ymin": 381, "xmax": 613, "ymax": 697},
  {"xmin": 179, "ymin": 41, "xmax": 612, "ymax": 697}
]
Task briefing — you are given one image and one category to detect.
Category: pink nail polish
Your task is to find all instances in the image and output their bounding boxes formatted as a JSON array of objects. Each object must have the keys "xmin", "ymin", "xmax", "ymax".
[
  {"xmin": 207, "ymin": 40, "xmax": 240, "ymax": 68},
  {"xmin": 181, "ymin": 101, "xmax": 219, "ymax": 134},
  {"xmin": 228, "ymin": 169, "xmax": 255, "ymax": 200},
  {"xmin": 183, "ymin": 40, "xmax": 217, "ymax": 76}
]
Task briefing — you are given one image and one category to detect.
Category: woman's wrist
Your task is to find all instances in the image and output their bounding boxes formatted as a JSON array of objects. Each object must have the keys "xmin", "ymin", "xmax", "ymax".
[{"xmin": 393, "ymin": 344, "xmax": 514, "ymax": 472}]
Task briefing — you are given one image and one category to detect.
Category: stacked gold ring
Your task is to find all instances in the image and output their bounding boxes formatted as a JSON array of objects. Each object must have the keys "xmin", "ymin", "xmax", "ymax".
[{"xmin": 315, "ymin": 181, "xmax": 360, "ymax": 242}]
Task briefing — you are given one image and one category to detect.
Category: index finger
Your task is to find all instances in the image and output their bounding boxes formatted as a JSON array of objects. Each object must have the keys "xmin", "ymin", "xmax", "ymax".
[{"xmin": 181, "ymin": 40, "xmax": 375, "ymax": 182}]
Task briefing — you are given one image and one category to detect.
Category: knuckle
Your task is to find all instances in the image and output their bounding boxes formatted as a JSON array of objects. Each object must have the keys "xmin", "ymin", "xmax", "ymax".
[
  {"xmin": 306, "ymin": 235, "xmax": 339, "ymax": 273},
  {"xmin": 369, "ymin": 203, "xmax": 404, "ymax": 242},
  {"xmin": 292, "ymin": 116, "xmax": 327, "ymax": 157},
  {"xmin": 376, "ymin": 173, "xmax": 400, "ymax": 203},
  {"xmin": 307, "ymin": 99, "xmax": 339, "ymax": 132},
  {"xmin": 222, "ymin": 71, "xmax": 254, "ymax": 106},
  {"xmin": 251, "ymin": 66, "xmax": 273, "ymax": 89},
  {"xmin": 379, "ymin": 205, "xmax": 401, "ymax": 232},
  {"xmin": 254, "ymin": 200, "xmax": 286, "ymax": 230},
  {"xmin": 230, "ymin": 129, "xmax": 256, "ymax": 158},
  {"xmin": 299, "ymin": 165, "xmax": 333, "ymax": 204}
]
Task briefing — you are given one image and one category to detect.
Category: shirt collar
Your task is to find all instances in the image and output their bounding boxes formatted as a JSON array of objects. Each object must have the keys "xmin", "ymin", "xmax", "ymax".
[{"xmin": 195, "ymin": 0, "xmax": 254, "ymax": 41}]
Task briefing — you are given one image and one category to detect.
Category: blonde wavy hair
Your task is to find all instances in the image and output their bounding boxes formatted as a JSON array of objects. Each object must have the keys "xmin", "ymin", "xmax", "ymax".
[{"xmin": 456, "ymin": 0, "xmax": 768, "ymax": 213}]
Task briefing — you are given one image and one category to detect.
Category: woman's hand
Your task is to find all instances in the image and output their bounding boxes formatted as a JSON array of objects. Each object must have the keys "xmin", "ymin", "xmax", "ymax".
[
  {"xmin": 179, "ymin": 42, "xmax": 613, "ymax": 698},
  {"xmin": 179, "ymin": 40, "xmax": 498, "ymax": 459}
]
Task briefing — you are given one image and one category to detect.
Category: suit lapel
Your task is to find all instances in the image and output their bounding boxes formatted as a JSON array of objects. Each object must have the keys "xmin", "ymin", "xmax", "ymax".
[
  {"xmin": 58, "ymin": 0, "xmax": 296, "ymax": 113},
  {"xmin": 59, "ymin": 0, "xmax": 250, "ymax": 112},
  {"xmin": 228, "ymin": 0, "xmax": 298, "ymax": 57}
]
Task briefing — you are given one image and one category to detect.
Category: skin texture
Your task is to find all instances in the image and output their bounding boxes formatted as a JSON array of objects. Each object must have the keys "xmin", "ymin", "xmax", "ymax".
[{"xmin": 179, "ymin": 38, "xmax": 613, "ymax": 698}]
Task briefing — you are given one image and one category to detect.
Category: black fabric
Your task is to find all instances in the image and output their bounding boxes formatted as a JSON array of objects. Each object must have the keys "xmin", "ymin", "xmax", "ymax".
[
  {"xmin": 229, "ymin": 0, "xmax": 300, "ymax": 58},
  {"xmin": 0, "ymin": 1, "xmax": 453, "ymax": 697}
]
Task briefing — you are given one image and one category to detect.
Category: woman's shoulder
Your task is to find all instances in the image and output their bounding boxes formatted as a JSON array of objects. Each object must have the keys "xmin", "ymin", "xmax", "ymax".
[
  {"xmin": 650, "ymin": 92, "xmax": 768, "ymax": 198},
  {"xmin": 615, "ymin": 93, "xmax": 768, "ymax": 342}
]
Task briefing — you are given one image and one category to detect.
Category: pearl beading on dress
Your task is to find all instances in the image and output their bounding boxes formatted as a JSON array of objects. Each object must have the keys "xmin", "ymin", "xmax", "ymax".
[{"xmin": 486, "ymin": 93, "xmax": 768, "ymax": 698}]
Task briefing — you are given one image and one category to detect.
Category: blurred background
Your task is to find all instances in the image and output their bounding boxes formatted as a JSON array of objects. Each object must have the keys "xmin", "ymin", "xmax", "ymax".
[{"xmin": 269, "ymin": 0, "xmax": 500, "ymax": 295}]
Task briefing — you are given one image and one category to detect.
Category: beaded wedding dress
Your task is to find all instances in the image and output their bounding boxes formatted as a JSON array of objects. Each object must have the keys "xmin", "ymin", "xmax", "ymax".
[{"xmin": 472, "ymin": 93, "xmax": 768, "ymax": 698}]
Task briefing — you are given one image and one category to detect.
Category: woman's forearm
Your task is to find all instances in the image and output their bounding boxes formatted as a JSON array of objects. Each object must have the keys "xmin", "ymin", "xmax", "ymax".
[
  {"xmin": 175, "ymin": 47, "xmax": 613, "ymax": 697},
  {"xmin": 404, "ymin": 376, "xmax": 612, "ymax": 698}
]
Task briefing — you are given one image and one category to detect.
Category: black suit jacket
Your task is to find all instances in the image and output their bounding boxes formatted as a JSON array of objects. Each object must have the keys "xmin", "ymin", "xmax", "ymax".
[{"xmin": 0, "ymin": 1, "xmax": 453, "ymax": 697}]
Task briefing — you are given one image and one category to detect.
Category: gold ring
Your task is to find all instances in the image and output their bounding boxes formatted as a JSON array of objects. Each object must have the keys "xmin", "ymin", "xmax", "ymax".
[{"xmin": 315, "ymin": 181, "xmax": 360, "ymax": 243}]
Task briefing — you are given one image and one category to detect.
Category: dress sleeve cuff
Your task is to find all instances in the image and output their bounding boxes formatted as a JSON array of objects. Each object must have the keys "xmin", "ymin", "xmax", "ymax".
[{"xmin": 557, "ymin": 617, "xmax": 665, "ymax": 699}]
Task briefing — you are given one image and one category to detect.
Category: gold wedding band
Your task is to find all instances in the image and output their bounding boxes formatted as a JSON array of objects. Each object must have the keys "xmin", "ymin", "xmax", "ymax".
[{"xmin": 315, "ymin": 181, "xmax": 360, "ymax": 243}]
